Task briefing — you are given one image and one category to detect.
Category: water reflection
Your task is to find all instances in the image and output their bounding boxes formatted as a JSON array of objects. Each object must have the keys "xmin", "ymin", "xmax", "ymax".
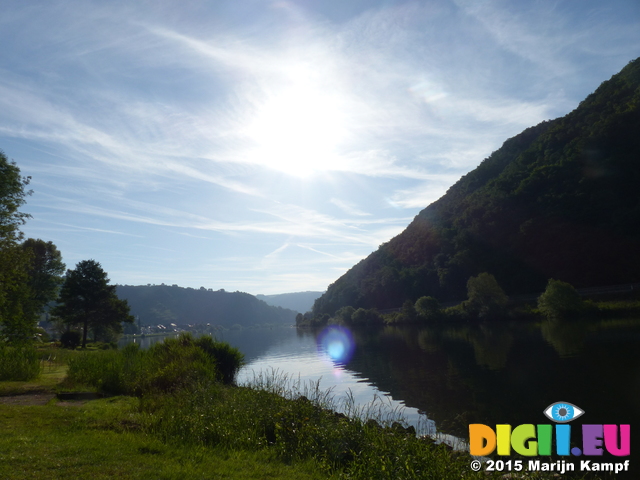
[
  {"xmin": 121, "ymin": 319, "xmax": 640, "ymax": 445},
  {"xmin": 338, "ymin": 318, "xmax": 640, "ymax": 440}
]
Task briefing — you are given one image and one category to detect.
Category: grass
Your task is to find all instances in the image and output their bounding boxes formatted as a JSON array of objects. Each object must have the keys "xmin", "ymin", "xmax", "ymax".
[{"xmin": 0, "ymin": 399, "xmax": 325, "ymax": 480}]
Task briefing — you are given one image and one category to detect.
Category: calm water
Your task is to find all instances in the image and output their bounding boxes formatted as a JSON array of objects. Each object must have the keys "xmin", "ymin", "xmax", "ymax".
[{"xmin": 122, "ymin": 318, "xmax": 640, "ymax": 444}]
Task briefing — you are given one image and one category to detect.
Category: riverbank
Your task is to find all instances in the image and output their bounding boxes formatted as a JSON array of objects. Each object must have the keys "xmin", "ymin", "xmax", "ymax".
[{"xmin": 0, "ymin": 342, "xmax": 602, "ymax": 480}]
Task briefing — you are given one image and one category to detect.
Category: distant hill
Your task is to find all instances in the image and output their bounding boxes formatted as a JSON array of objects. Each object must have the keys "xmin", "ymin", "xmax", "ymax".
[
  {"xmin": 256, "ymin": 291, "xmax": 324, "ymax": 313},
  {"xmin": 313, "ymin": 57, "xmax": 640, "ymax": 316},
  {"xmin": 116, "ymin": 285, "xmax": 297, "ymax": 327}
]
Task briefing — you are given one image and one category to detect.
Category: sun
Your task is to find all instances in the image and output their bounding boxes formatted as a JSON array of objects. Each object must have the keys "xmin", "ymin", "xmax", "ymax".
[{"xmin": 244, "ymin": 74, "xmax": 348, "ymax": 177}]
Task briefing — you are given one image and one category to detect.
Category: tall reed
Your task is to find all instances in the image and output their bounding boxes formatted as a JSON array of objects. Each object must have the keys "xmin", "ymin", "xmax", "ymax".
[{"xmin": 0, "ymin": 344, "xmax": 40, "ymax": 381}]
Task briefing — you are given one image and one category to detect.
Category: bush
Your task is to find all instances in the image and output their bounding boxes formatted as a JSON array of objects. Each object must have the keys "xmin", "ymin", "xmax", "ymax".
[
  {"xmin": 537, "ymin": 279, "xmax": 586, "ymax": 319},
  {"xmin": 415, "ymin": 296, "xmax": 442, "ymax": 321},
  {"xmin": 66, "ymin": 333, "xmax": 243, "ymax": 394},
  {"xmin": 194, "ymin": 335, "xmax": 244, "ymax": 385},
  {"xmin": 0, "ymin": 344, "xmax": 40, "ymax": 381}
]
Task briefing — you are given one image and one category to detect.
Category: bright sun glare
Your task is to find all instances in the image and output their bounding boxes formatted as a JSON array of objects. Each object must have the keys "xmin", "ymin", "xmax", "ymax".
[{"xmin": 245, "ymin": 75, "xmax": 347, "ymax": 177}]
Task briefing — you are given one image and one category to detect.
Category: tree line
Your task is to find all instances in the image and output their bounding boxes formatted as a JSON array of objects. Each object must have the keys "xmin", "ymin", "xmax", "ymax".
[
  {"xmin": 298, "ymin": 271, "xmax": 626, "ymax": 327},
  {"xmin": 0, "ymin": 151, "xmax": 133, "ymax": 348}
]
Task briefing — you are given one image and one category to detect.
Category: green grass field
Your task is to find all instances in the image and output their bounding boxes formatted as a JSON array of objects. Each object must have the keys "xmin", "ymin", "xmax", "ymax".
[{"xmin": 0, "ymin": 397, "xmax": 326, "ymax": 480}]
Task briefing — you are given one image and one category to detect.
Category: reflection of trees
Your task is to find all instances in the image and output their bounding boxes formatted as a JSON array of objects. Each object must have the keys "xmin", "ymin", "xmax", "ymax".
[
  {"xmin": 468, "ymin": 327, "xmax": 513, "ymax": 370},
  {"xmin": 443, "ymin": 325, "xmax": 514, "ymax": 370},
  {"xmin": 296, "ymin": 320, "xmax": 640, "ymax": 444},
  {"xmin": 540, "ymin": 319, "xmax": 587, "ymax": 357},
  {"xmin": 342, "ymin": 322, "xmax": 560, "ymax": 437},
  {"xmin": 417, "ymin": 329, "xmax": 442, "ymax": 353}
]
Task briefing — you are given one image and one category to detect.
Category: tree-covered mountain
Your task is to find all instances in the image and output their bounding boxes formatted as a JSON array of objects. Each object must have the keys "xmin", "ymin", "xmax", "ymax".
[
  {"xmin": 116, "ymin": 285, "xmax": 297, "ymax": 327},
  {"xmin": 313, "ymin": 57, "xmax": 640, "ymax": 316},
  {"xmin": 256, "ymin": 291, "xmax": 324, "ymax": 313}
]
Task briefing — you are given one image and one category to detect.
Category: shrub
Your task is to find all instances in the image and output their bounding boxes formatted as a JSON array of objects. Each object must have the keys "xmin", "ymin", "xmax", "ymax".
[
  {"xmin": 415, "ymin": 296, "xmax": 442, "ymax": 321},
  {"xmin": 66, "ymin": 333, "xmax": 243, "ymax": 394},
  {"xmin": 537, "ymin": 279, "xmax": 586, "ymax": 319},
  {"xmin": 0, "ymin": 344, "xmax": 40, "ymax": 381},
  {"xmin": 141, "ymin": 335, "xmax": 218, "ymax": 393},
  {"xmin": 194, "ymin": 335, "xmax": 244, "ymax": 385}
]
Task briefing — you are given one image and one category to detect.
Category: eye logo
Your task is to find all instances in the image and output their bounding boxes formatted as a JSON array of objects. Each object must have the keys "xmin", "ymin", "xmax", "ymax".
[{"xmin": 543, "ymin": 401, "xmax": 584, "ymax": 423}]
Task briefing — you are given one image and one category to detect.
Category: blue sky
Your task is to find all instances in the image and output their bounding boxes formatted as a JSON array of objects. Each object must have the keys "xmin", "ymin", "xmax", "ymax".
[{"xmin": 1, "ymin": 0, "xmax": 639, "ymax": 295}]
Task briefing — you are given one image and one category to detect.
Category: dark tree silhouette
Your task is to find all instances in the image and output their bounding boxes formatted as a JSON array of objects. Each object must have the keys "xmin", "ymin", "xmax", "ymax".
[{"xmin": 53, "ymin": 260, "xmax": 133, "ymax": 348}]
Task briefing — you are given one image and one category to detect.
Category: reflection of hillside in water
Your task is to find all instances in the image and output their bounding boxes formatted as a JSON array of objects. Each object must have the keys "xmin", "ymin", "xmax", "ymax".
[{"xmin": 340, "ymin": 320, "xmax": 640, "ymax": 439}]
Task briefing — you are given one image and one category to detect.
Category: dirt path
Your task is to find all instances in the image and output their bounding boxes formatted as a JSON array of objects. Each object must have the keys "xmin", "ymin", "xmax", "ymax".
[{"xmin": 0, "ymin": 392, "xmax": 56, "ymax": 406}]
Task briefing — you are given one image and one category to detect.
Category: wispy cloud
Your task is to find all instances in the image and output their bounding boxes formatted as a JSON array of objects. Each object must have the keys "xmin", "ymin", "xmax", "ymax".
[
  {"xmin": 330, "ymin": 198, "xmax": 371, "ymax": 217},
  {"xmin": 3, "ymin": 0, "xmax": 638, "ymax": 293}
]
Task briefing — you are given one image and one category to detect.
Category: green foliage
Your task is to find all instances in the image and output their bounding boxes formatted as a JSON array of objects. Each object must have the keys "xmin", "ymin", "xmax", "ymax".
[
  {"xmin": 0, "ymin": 151, "xmax": 34, "ymax": 343},
  {"xmin": 466, "ymin": 272, "xmax": 508, "ymax": 318},
  {"xmin": 313, "ymin": 58, "xmax": 640, "ymax": 317},
  {"xmin": 399, "ymin": 299, "xmax": 418, "ymax": 323},
  {"xmin": 21, "ymin": 238, "xmax": 65, "ymax": 319},
  {"xmin": 192, "ymin": 334, "xmax": 244, "ymax": 385},
  {"xmin": 537, "ymin": 279, "xmax": 586, "ymax": 319},
  {"xmin": 351, "ymin": 308, "xmax": 383, "ymax": 326},
  {"xmin": 66, "ymin": 333, "xmax": 243, "ymax": 395},
  {"xmin": 141, "ymin": 371, "xmax": 508, "ymax": 480},
  {"xmin": 0, "ymin": 344, "xmax": 40, "ymax": 380},
  {"xmin": 414, "ymin": 296, "xmax": 442, "ymax": 321},
  {"xmin": 0, "ymin": 151, "xmax": 31, "ymax": 244},
  {"xmin": 334, "ymin": 306, "xmax": 355, "ymax": 325},
  {"xmin": 53, "ymin": 260, "xmax": 134, "ymax": 348}
]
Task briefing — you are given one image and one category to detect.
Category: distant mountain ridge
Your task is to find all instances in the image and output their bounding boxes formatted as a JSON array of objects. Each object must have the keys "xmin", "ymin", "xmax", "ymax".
[
  {"xmin": 117, "ymin": 285, "xmax": 297, "ymax": 327},
  {"xmin": 256, "ymin": 291, "xmax": 324, "ymax": 313},
  {"xmin": 313, "ymin": 57, "xmax": 640, "ymax": 316}
]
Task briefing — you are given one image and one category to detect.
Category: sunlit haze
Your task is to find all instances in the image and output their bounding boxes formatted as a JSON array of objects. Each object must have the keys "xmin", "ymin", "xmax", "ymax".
[{"xmin": 2, "ymin": 0, "xmax": 639, "ymax": 294}]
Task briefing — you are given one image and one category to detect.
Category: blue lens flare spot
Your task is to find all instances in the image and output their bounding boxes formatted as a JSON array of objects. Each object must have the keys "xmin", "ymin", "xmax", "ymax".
[{"xmin": 317, "ymin": 326, "xmax": 355, "ymax": 364}]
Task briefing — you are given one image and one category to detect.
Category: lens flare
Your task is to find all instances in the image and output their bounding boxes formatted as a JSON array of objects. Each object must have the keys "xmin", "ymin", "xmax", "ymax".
[{"xmin": 317, "ymin": 326, "xmax": 355, "ymax": 364}]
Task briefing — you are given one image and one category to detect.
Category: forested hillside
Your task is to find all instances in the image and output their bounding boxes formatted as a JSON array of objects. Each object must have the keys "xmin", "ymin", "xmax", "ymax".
[
  {"xmin": 256, "ymin": 291, "xmax": 323, "ymax": 313},
  {"xmin": 117, "ymin": 285, "xmax": 297, "ymax": 327},
  {"xmin": 313, "ymin": 57, "xmax": 640, "ymax": 316}
]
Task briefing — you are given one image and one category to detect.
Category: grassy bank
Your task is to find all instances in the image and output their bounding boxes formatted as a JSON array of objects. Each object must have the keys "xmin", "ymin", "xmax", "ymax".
[
  {"xmin": 0, "ymin": 336, "xmax": 604, "ymax": 480},
  {"xmin": 0, "ymin": 399, "xmax": 324, "ymax": 480}
]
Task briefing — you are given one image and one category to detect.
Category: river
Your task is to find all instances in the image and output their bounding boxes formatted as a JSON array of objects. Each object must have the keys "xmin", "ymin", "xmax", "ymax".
[{"xmin": 121, "ymin": 317, "xmax": 640, "ymax": 447}]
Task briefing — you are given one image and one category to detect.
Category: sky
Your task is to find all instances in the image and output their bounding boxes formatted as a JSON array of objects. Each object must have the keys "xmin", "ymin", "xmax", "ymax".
[{"xmin": 1, "ymin": 0, "xmax": 639, "ymax": 295}]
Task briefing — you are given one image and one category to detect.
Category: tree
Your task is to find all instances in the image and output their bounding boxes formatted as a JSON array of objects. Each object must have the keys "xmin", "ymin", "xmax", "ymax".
[
  {"xmin": 466, "ymin": 272, "xmax": 508, "ymax": 318},
  {"xmin": 351, "ymin": 307, "xmax": 383, "ymax": 325},
  {"xmin": 0, "ymin": 151, "xmax": 31, "ymax": 244},
  {"xmin": 53, "ymin": 260, "xmax": 134, "ymax": 348},
  {"xmin": 399, "ymin": 299, "xmax": 418, "ymax": 323},
  {"xmin": 334, "ymin": 306, "xmax": 355, "ymax": 325},
  {"xmin": 415, "ymin": 296, "xmax": 441, "ymax": 321},
  {"xmin": 21, "ymin": 238, "xmax": 65, "ymax": 320},
  {"xmin": 537, "ymin": 279, "xmax": 586, "ymax": 319},
  {"xmin": 0, "ymin": 151, "xmax": 33, "ymax": 343}
]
